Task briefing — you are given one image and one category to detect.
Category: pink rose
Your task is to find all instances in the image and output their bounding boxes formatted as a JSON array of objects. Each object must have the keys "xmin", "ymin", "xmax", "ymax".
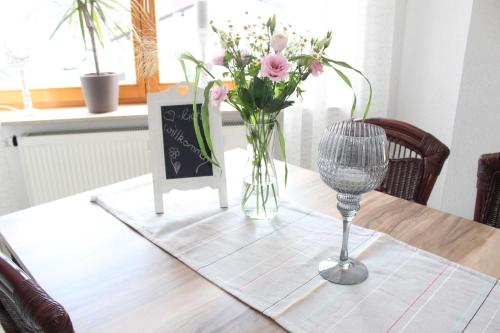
[
  {"xmin": 310, "ymin": 60, "xmax": 324, "ymax": 77},
  {"xmin": 260, "ymin": 54, "xmax": 290, "ymax": 82},
  {"xmin": 211, "ymin": 85, "xmax": 228, "ymax": 107},
  {"xmin": 271, "ymin": 33, "xmax": 288, "ymax": 53},
  {"xmin": 212, "ymin": 49, "xmax": 226, "ymax": 66}
]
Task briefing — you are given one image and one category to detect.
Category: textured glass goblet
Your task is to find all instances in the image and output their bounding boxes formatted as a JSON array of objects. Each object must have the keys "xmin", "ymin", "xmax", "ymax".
[{"xmin": 317, "ymin": 120, "xmax": 388, "ymax": 285}]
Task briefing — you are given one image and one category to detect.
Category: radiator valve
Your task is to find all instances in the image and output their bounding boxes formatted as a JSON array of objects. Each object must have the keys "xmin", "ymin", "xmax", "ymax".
[{"xmin": 4, "ymin": 136, "xmax": 17, "ymax": 147}]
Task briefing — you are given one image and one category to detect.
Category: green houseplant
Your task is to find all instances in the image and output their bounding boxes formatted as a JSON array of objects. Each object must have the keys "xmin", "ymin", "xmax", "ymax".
[
  {"xmin": 51, "ymin": 0, "xmax": 150, "ymax": 113},
  {"xmin": 180, "ymin": 15, "xmax": 372, "ymax": 220}
]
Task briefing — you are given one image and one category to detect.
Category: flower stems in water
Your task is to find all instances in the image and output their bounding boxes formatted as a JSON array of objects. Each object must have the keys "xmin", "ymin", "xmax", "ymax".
[{"xmin": 241, "ymin": 120, "xmax": 279, "ymax": 218}]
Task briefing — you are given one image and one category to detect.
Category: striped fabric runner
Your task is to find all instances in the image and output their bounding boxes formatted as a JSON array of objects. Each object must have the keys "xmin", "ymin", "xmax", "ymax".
[{"xmin": 93, "ymin": 180, "xmax": 500, "ymax": 333}]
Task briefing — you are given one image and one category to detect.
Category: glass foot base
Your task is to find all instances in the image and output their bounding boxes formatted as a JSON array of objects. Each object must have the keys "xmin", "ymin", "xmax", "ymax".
[{"xmin": 319, "ymin": 257, "xmax": 368, "ymax": 285}]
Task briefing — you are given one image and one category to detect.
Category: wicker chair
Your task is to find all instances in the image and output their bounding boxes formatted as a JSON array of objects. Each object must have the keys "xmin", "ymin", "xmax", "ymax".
[
  {"xmin": 364, "ymin": 118, "xmax": 450, "ymax": 205},
  {"xmin": 0, "ymin": 251, "xmax": 74, "ymax": 333},
  {"xmin": 474, "ymin": 153, "xmax": 500, "ymax": 228}
]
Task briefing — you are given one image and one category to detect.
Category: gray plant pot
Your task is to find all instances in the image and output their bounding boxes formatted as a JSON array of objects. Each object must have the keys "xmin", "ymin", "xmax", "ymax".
[{"xmin": 80, "ymin": 72, "xmax": 119, "ymax": 113}]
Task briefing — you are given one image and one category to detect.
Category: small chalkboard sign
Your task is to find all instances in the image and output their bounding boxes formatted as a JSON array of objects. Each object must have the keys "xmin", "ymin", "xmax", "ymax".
[
  {"xmin": 161, "ymin": 104, "xmax": 213, "ymax": 179},
  {"xmin": 148, "ymin": 83, "xmax": 228, "ymax": 214}
]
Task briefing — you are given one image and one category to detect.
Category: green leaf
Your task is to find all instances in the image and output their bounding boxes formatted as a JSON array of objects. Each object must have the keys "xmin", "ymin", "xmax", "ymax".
[
  {"xmin": 92, "ymin": 7, "xmax": 104, "ymax": 47},
  {"xmin": 179, "ymin": 59, "xmax": 189, "ymax": 82},
  {"xmin": 237, "ymin": 87, "xmax": 254, "ymax": 108},
  {"xmin": 296, "ymin": 87, "xmax": 305, "ymax": 98},
  {"xmin": 268, "ymin": 15, "xmax": 276, "ymax": 34},
  {"xmin": 179, "ymin": 52, "xmax": 216, "ymax": 79},
  {"xmin": 95, "ymin": 0, "xmax": 116, "ymax": 10},
  {"xmin": 94, "ymin": 1, "xmax": 106, "ymax": 23},
  {"xmin": 282, "ymin": 100, "xmax": 294, "ymax": 109},
  {"xmin": 105, "ymin": 0, "xmax": 128, "ymax": 10},
  {"xmin": 329, "ymin": 66, "xmax": 357, "ymax": 119},
  {"xmin": 77, "ymin": 8, "xmax": 87, "ymax": 48},
  {"xmin": 201, "ymin": 81, "xmax": 220, "ymax": 167},
  {"xmin": 111, "ymin": 20, "xmax": 129, "ymax": 39},
  {"xmin": 191, "ymin": 66, "xmax": 210, "ymax": 164},
  {"xmin": 323, "ymin": 31, "xmax": 332, "ymax": 48},
  {"xmin": 179, "ymin": 52, "xmax": 229, "ymax": 167},
  {"xmin": 263, "ymin": 99, "xmax": 294, "ymax": 114},
  {"xmin": 191, "ymin": 67, "xmax": 220, "ymax": 167},
  {"xmin": 276, "ymin": 121, "xmax": 288, "ymax": 185},
  {"xmin": 50, "ymin": 6, "xmax": 78, "ymax": 40},
  {"xmin": 251, "ymin": 76, "xmax": 272, "ymax": 109},
  {"xmin": 324, "ymin": 57, "xmax": 372, "ymax": 120},
  {"xmin": 288, "ymin": 54, "xmax": 312, "ymax": 63}
]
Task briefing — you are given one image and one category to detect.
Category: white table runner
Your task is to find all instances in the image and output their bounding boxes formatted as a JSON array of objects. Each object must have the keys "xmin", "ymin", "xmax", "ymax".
[{"xmin": 92, "ymin": 180, "xmax": 500, "ymax": 333}]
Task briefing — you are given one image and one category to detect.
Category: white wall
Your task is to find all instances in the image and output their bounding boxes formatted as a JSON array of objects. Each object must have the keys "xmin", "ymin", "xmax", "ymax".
[
  {"xmin": 394, "ymin": 0, "xmax": 473, "ymax": 146},
  {"xmin": 393, "ymin": 0, "xmax": 500, "ymax": 219},
  {"xmin": 441, "ymin": 0, "xmax": 500, "ymax": 218},
  {"xmin": 0, "ymin": 143, "xmax": 26, "ymax": 214},
  {"xmin": 392, "ymin": 0, "xmax": 474, "ymax": 209}
]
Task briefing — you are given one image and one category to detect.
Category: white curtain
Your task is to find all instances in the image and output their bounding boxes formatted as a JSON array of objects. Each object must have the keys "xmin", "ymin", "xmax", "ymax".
[{"xmin": 280, "ymin": 0, "xmax": 398, "ymax": 170}]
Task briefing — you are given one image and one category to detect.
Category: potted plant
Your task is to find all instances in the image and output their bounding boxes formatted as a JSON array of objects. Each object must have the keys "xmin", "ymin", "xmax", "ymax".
[{"xmin": 51, "ymin": 0, "xmax": 148, "ymax": 113}]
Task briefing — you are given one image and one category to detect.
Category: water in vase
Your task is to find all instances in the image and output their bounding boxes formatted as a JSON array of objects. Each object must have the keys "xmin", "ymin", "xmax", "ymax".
[{"xmin": 241, "ymin": 174, "xmax": 279, "ymax": 219}]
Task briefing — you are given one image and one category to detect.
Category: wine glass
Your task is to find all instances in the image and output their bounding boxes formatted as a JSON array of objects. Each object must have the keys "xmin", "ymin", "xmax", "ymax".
[{"xmin": 317, "ymin": 120, "xmax": 388, "ymax": 285}]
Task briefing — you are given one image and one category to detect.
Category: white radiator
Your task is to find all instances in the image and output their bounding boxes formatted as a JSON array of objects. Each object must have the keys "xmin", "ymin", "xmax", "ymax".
[{"xmin": 18, "ymin": 129, "xmax": 150, "ymax": 205}]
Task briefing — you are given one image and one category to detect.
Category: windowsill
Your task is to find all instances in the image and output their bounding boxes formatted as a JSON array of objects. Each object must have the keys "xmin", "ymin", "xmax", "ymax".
[
  {"xmin": 0, "ymin": 104, "xmax": 240, "ymax": 127},
  {"xmin": 0, "ymin": 104, "xmax": 148, "ymax": 126}
]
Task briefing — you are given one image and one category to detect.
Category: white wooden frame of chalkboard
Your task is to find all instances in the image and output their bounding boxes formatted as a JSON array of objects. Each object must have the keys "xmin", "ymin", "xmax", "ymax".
[{"xmin": 147, "ymin": 83, "xmax": 228, "ymax": 214}]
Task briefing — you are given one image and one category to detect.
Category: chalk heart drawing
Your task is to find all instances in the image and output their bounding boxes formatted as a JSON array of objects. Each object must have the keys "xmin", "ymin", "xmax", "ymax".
[
  {"xmin": 173, "ymin": 161, "xmax": 181, "ymax": 175},
  {"xmin": 164, "ymin": 110, "xmax": 175, "ymax": 122}
]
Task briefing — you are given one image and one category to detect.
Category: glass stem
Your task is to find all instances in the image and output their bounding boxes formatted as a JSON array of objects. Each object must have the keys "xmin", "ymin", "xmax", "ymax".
[
  {"xmin": 340, "ymin": 217, "xmax": 352, "ymax": 262},
  {"xmin": 336, "ymin": 193, "xmax": 361, "ymax": 263}
]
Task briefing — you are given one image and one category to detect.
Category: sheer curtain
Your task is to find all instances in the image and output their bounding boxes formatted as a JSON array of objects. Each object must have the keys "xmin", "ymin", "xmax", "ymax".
[{"xmin": 280, "ymin": 0, "xmax": 398, "ymax": 170}]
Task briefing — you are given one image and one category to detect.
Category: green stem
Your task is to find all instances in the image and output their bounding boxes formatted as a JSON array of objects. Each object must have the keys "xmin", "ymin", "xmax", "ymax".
[{"xmin": 242, "ymin": 119, "xmax": 279, "ymax": 218}]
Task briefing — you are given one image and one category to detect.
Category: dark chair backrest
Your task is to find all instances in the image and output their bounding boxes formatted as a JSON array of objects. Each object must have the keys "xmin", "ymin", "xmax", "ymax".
[
  {"xmin": 475, "ymin": 152, "xmax": 500, "ymax": 228},
  {"xmin": 364, "ymin": 118, "xmax": 450, "ymax": 205},
  {"xmin": 0, "ymin": 252, "xmax": 74, "ymax": 333}
]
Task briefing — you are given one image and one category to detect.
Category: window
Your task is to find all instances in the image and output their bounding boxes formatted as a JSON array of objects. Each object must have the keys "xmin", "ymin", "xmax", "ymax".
[
  {"xmin": 0, "ymin": 0, "xmax": 150, "ymax": 108},
  {"xmin": 1, "ymin": 0, "xmax": 363, "ymax": 110}
]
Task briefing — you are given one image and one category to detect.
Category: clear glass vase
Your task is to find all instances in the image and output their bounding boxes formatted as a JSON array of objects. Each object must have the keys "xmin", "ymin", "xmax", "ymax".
[
  {"xmin": 241, "ymin": 121, "xmax": 279, "ymax": 220},
  {"xmin": 317, "ymin": 120, "xmax": 388, "ymax": 285}
]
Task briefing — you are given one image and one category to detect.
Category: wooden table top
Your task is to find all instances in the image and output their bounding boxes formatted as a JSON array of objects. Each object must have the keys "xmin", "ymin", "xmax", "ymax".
[{"xmin": 0, "ymin": 149, "xmax": 499, "ymax": 333}]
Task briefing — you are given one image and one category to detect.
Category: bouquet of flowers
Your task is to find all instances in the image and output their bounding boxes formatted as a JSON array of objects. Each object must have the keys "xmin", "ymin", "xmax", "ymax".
[{"xmin": 180, "ymin": 15, "xmax": 371, "ymax": 219}]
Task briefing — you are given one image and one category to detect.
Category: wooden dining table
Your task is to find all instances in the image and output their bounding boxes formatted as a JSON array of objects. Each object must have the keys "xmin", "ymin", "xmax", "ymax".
[{"xmin": 0, "ymin": 149, "xmax": 499, "ymax": 333}]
